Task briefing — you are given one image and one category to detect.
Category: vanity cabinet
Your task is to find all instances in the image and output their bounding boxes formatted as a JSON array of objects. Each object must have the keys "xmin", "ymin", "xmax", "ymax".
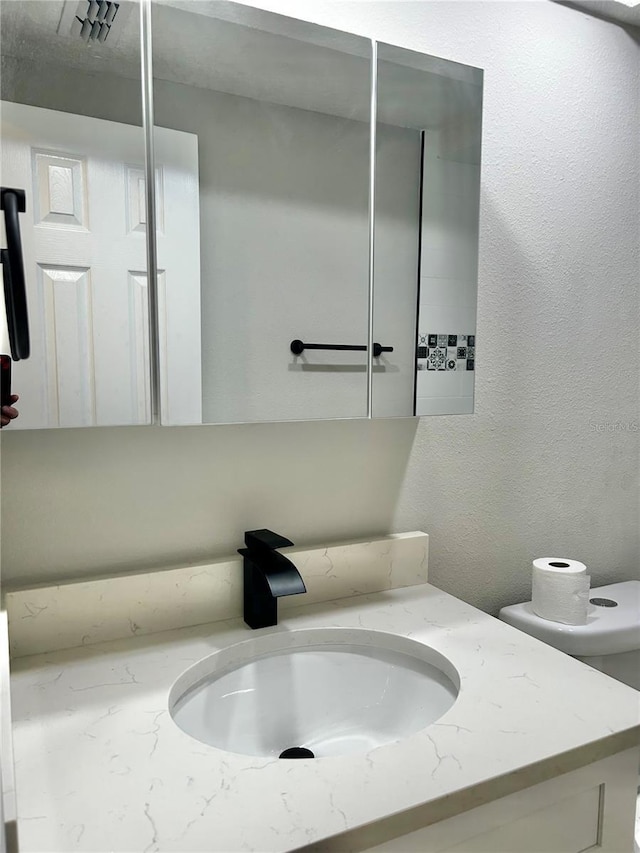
[
  {"xmin": 0, "ymin": 0, "xmax": 482, "ymax": 429},
  {"xmin": 326, "ymin": 749, "xmax": 639, "ymax": 853}
]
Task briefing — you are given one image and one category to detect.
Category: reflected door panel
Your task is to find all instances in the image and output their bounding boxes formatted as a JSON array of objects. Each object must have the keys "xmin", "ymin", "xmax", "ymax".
[{"xmin": 0, "ymin": 102, "xmax": 201, "ymax": 428}]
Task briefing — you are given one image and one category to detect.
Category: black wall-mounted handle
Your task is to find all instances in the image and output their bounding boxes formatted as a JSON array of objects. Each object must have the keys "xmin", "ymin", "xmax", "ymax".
[
  {"xmin": 1, "ymin": 354, "xmax": 11, "ymax": 410},
  {"xmin": 0, "ymin": 188, "xmax": 30, "ymax": 361},
  {"xmin": 291, "ymin": 340, "xmax": 393, "ymax": 358}
]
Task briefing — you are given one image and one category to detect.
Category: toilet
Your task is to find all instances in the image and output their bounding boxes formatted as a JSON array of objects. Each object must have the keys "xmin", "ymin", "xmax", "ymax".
[{"xmin": 499, "ymin": 580, "xmax": 640, "ymax": 851}]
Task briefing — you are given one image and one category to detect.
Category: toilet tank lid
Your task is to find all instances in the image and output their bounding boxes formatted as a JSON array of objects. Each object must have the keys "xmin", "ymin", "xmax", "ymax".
[{"xmin": 498, "ymin": 580, "xmax": 640, "ymax": 656}]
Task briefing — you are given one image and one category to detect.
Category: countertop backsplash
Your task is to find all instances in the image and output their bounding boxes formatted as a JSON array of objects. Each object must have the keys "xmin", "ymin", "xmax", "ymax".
[{"xmin": 4, "ymin": 532, "xmax": 428, "ymax": 657}]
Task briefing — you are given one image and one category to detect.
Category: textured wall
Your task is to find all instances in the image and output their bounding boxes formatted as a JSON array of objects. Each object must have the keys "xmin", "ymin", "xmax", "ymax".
[{"xmin": 1, "ymin": 1, "xmax": 638, "ymax": 614}]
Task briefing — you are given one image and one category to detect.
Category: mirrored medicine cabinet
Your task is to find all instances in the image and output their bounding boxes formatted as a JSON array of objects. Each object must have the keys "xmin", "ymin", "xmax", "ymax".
[{"xmin": 0, "ymin": 0, "xmax": 482, "ymax": 429}]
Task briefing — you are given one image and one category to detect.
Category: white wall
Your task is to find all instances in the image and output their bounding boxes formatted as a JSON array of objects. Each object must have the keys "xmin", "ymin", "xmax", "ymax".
[{"xmin": 1, "ymin": 1, "xmax": 638, "ymax": 615}]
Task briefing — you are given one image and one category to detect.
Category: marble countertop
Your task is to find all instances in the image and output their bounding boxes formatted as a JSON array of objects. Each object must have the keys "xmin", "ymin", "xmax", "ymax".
[{"xmin": 9, "ymin": 584, "xmax": 640, "ymax": 852}]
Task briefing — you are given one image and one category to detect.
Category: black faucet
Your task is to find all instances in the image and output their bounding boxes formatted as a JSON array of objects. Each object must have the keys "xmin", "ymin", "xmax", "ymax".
[{"xmin": 238, "ymin": 529, "xmax": 307, "ymax": 629}]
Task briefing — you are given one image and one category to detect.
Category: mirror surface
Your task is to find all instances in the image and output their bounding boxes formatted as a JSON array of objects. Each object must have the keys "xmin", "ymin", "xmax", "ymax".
[
  {"xmin": 0, "ymin": 0, "xmax": 151, "ymax": 428},
  {"xmin": 373, "ymin": 43, "xmax": 482, "ymax": 417},
  {"xmin": 152, "ymin": 3, "xmax": 482, "ymax": 424},
  {"xmin": 152, "ymin": 0, "xmax": 372, "ymax": 424},
  {"xmin": 0, "ymin": 0, "xmax": 482, "ymax": 428}
]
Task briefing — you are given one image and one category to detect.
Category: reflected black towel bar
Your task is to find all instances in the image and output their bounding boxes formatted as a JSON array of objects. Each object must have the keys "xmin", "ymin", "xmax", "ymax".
[{"xmin": 290, "ymin": 340, "xmax": 393, "ymax": 358}]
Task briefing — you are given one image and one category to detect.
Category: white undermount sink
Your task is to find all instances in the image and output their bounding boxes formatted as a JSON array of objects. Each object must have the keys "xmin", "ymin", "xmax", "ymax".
[{"xmin": 169, "ymin": 628, "xmax": 459, "ymax": 759}]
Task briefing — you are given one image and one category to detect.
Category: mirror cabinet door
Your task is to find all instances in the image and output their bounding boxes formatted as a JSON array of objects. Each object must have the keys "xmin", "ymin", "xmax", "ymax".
[
  {"xmin": 0, "ymin": 1, "xmax": 150, "ymax": 428},
  {"xmin": 373, "ymin": 43, "xmax": 482, "ymax": 417},
  {"xmin": 0, "ymin": 1, "xmax": 482, "ymax": 429},
  {"xmin": 150, "ymin": 1, "xmax": 373, "ymax": 425}
]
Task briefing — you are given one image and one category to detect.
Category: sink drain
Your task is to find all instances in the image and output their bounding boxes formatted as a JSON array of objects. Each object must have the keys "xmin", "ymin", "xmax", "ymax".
[{"xmin": 279, "ymin": 747, "xmax": 315, "ymax": 759}]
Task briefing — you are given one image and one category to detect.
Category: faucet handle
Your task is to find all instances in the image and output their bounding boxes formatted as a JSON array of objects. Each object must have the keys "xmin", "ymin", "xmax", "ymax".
[{"xmin": 244, "ymin": 529, "xmax": 294, "ymax": 552}]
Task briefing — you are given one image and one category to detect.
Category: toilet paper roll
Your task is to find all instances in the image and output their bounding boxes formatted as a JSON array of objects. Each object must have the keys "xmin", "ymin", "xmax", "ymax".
[{"xmin": 531, "ymin": 558, "xmax": 591, "ymax": 626}]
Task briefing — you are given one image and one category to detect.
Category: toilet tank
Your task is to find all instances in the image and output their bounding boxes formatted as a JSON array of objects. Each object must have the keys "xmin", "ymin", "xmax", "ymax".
[{"xmin": 499, "ymin": 580, "xmax": 640, "ymax": 691}]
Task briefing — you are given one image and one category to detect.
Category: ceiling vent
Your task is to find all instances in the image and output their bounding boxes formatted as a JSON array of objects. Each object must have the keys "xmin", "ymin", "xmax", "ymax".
[{"xmin": 57, "ymin": 1, "xmax": 133, "ymax": 45}]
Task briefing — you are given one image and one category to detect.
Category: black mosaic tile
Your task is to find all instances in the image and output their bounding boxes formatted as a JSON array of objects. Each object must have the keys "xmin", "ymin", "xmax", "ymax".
[
  {"xmin": 428, "ymin": 347, "xmax": 446, "ymax": 371},
  {"xmin": 421, "ymin": 335, "xmax": 476, "ymax": 372}
]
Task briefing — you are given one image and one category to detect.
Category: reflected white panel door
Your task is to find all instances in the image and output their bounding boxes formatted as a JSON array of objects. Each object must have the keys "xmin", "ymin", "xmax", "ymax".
[{"xmin": 0, "ymin": 102, "xmax": 201, "ymax": 428}]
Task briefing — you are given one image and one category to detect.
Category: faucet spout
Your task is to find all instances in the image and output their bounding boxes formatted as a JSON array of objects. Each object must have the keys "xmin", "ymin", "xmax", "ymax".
[{"xmin": 239, "ymin": 529, "xmax": 306, "ymax": 629}]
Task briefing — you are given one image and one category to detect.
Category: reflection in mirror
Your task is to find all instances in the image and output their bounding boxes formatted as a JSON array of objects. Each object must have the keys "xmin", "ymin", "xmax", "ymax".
[
  {"xmin": 0, "ymin": 1, "xmax": 483, "ymax": 428},
  {"xmin": 152, "ymin": 1, "xmax": 372, "ymax": 425},
  {"xmin": 373, "ymin": 44, "xmax": 482, "ymax": 417},
  {"xmin": 0, "ymin": 1, "xmax": 150, "ymax": 428}
]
